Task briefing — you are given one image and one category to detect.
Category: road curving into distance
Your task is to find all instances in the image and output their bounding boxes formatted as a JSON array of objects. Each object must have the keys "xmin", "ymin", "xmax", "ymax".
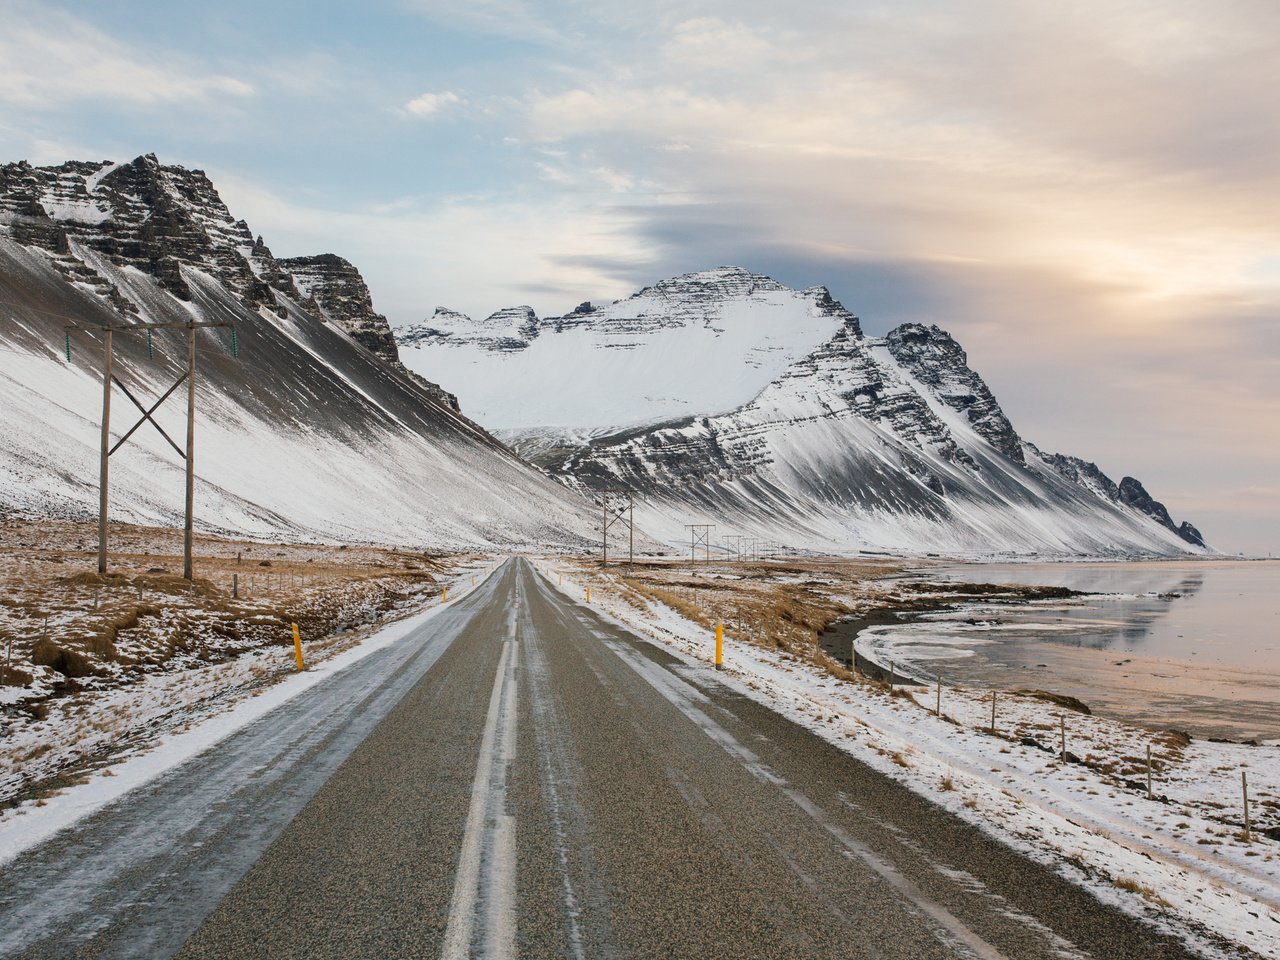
[{"xmin": 0, "ymin": 558, "xmax": 1210, "ymax": 959}]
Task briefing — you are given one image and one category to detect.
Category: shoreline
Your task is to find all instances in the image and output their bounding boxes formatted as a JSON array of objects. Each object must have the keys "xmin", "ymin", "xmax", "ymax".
[{"xmin": 827, "ymin": 578, "xmax": 1280, "ymax": 745}]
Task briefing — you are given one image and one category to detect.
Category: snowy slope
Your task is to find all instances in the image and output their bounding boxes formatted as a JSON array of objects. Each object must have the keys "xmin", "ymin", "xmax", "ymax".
[
  {"xmin": 397, "ymin": 267, "xmax": 849, "ymax": 431},
  {"xmin": 0, "ymin": 157, "xmax": 597, "ymax": 549}
]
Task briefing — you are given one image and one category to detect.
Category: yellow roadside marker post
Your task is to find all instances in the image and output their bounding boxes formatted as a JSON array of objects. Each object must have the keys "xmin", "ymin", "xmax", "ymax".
[
  {"xmin": 291, "ymin": 623, "xmax": 305, "ymax": 671},
  {"xmin": 715, "ymin": 623, "xmax": 724, "ymax": 670},
  {"xmin": 586, "ymin": 586, "xmax": 591, "ymax": 603}
]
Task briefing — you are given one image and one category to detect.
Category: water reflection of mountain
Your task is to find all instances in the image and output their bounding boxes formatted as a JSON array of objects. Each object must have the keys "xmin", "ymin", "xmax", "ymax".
[
  {"xmin": 1010, "ymin": 589, "xmax": 1172, "ymax": 651},
  {"xmin": 1174, "ymin": 573, "xmax": 1206, "ymax": 598}
]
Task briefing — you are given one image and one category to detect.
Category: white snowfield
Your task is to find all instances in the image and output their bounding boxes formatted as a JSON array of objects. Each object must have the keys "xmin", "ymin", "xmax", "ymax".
[
  {"xmin": 397, "ymin": 268, "xmax": 846, "ymax": 431},
  {"xmin": 541, "ymin": 561, "xmax": 1280, "ymax": 960}
]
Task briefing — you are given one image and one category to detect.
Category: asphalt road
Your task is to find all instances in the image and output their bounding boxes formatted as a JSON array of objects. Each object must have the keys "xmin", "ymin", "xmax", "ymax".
[{"xmin": 0, "ymin": 558, "xmax": 1210, "ymax": 959}]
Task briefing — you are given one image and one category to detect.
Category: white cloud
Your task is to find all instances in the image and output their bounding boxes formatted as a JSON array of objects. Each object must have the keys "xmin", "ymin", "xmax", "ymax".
[
  {"xmin": 0, "ymin": 2, "xmax": 254, "ymax": 107},
  {"xmin": 403, "ymin": 90, "xmax": 462, "ymax": 118},
  {"xmin": 210, "ymin": 170, "xmax": 654, "ymax": 325}
]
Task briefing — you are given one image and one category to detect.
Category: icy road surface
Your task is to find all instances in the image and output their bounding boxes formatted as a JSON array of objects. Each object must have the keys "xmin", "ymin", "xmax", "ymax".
[{"xmin": 1, "ymin": 559, "xmax": 1204, "ymax": 959}]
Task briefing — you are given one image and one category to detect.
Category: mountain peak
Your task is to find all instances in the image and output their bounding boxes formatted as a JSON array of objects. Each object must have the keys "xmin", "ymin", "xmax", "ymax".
[{"xmin": 641, "ymin": 265, "xmax": 787, "ymax": 299}]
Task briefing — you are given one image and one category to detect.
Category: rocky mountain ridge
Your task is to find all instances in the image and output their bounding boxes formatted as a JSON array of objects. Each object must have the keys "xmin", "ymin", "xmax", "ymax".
[
  {"xmin": 398, "ymin": 267, "xmax": 1205, "ymax": 556},
  {"xmin": 279, "ymin": 253, "xmax": 459, "ymax": 411},
  {"xmin": 0, "ymin": 154, "xmax": 457, "ymax": 411},
  {"xmin": 0, "ymin": 154, "xmax": 594, "ymax": 548}
]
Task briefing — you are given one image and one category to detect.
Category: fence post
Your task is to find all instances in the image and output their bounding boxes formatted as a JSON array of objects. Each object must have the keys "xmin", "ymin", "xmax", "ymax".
[
  {"xmin": 990, "ymin": 692, "xmax": 997, "ymax": 734},
  {"xmin": 232, "ymin": 573, "xmax": 239, "ymax": 599},
  {"xmin": 1060, "ymin": 715, "xmax": 1066, "ymax": 760},
  {"xmin": 935, "ymin": 675, "xmax": 941, "ymax": 716},
  {"xmin": 1242, "ymin": 771, "xmax": 1251, "ymax": 843},
  {"xmin": 1146, "ymin": 745, "xmax": 1153, "ymax": 800}
]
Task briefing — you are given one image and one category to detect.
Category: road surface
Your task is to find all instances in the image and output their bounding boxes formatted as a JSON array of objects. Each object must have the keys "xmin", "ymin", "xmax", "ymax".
[{"xmin": 0, "ymin": 558, "xmax": 1206, "ymax": 959}]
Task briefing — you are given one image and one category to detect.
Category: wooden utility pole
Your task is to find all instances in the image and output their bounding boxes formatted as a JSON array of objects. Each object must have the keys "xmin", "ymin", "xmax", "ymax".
[
  {"xmin": 684, "ymin": 523, "xmax": 715, "ymax": 561},
  {"xmin": 183, "ymin": 323, "xmax": 197, "ymax": 580},
  {"xmin": 97, "ymin": 327, "xmax": 113, "ymax": 574}
]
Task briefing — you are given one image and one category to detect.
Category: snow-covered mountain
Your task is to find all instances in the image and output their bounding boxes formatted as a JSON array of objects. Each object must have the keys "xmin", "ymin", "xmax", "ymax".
[
  {"xmin": 398, "ymin": 267, "xmax": 1205, "ymax": 557},
  {"xmin": 398, "ymin": 268, "xmax": 848, "ymax": 433},
  {"xmin": 0, "ymin": 155, "xmax": 595, "ymax": 549}
]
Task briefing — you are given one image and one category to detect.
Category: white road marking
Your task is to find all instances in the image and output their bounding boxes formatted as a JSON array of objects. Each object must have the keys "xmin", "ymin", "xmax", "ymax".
[{"xmin": 442, "ymin": 624, "xmax": 519, "ymax": 960}]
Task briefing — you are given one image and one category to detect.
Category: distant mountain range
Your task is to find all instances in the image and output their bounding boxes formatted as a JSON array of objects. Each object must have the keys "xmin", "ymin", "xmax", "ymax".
[
  {"xmin": 0, "ymin": 153, "xmax": 1205, "ymax": 557},
  {"xmin": 398, "ymin": 267, "xmax": 1205, "ymax": 557},
  {"xmin": 0, "ymin": 155, "xmax": 595, "ymax": 549}
]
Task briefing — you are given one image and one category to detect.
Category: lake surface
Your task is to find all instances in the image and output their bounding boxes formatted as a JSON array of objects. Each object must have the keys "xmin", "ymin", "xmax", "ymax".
[{"xmin": 849, "ymin": 560, "xmax": 1280, "ymax": 742}]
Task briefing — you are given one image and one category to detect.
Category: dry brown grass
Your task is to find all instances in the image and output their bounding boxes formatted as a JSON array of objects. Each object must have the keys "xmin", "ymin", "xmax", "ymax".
[
  {"xmin": 582, "ymin": 555, "xmax": 900, "ymax": 683},
  {"xmin": 1113, "ymin": 876, "xmax": 1171, "ymax": 906},
  {"xmin": 0, "ymin": 516, "xmax": 468, "ymax": 716}
]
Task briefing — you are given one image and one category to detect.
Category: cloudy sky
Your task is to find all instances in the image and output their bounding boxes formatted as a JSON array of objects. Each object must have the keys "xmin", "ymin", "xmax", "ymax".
[{"xmin": 2, "ymin": 0, "xmax": 1277, "ymax": 552}]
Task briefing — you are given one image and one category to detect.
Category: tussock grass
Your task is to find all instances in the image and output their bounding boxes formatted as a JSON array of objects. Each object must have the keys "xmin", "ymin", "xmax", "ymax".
[{"xmin": 1113, "ymin": 876, "xmax": 1171, "ymax": 906}]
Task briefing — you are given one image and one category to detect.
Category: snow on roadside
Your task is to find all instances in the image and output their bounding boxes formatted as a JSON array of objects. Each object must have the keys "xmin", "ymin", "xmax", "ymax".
[
  {"xmin": 0, "ymin": 559, "xmax": 496, "ymax": 866},
  {"xmin": 537, "ymin": 560, "xmax": 1280, "ymax": 959}
]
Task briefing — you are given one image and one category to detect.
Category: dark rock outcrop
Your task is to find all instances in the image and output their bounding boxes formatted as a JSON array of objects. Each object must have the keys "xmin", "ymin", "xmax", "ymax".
[
  {"xmin": 885, "ymin": 323, "xmax": 1024, "ymax": 463},
  {"xmin": 1118, "ymin": 476, "xmax": 1202, "ymax": 545},
  {"xmin": 279, "ymin": 254, "xmax": 399, "ymax": 362},
  {"xmin": 0, "ymin": 154, "xmax": 298, "ymax": 314},
  {"xmin": 278, "ymin": 254, "xmax": 460, "ymax": 412}
]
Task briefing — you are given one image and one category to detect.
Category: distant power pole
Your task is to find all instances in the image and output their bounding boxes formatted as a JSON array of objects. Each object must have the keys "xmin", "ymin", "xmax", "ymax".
[
  {"xmin": 601, "ymin": 488, "xmax": 634, "ymax": 568},
  {"xmin": 685, "ymin": 523, "xmax": 715, "ymax": 562},
  {"xmin": 70, "ymin": 317, "xmax": 234, "ymax": 580}
]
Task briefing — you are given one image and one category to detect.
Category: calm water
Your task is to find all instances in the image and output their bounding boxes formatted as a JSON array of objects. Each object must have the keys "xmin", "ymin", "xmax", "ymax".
[{"xmin": 851, "ymin": 560, "xmax": 1280, "ymax": 742}]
